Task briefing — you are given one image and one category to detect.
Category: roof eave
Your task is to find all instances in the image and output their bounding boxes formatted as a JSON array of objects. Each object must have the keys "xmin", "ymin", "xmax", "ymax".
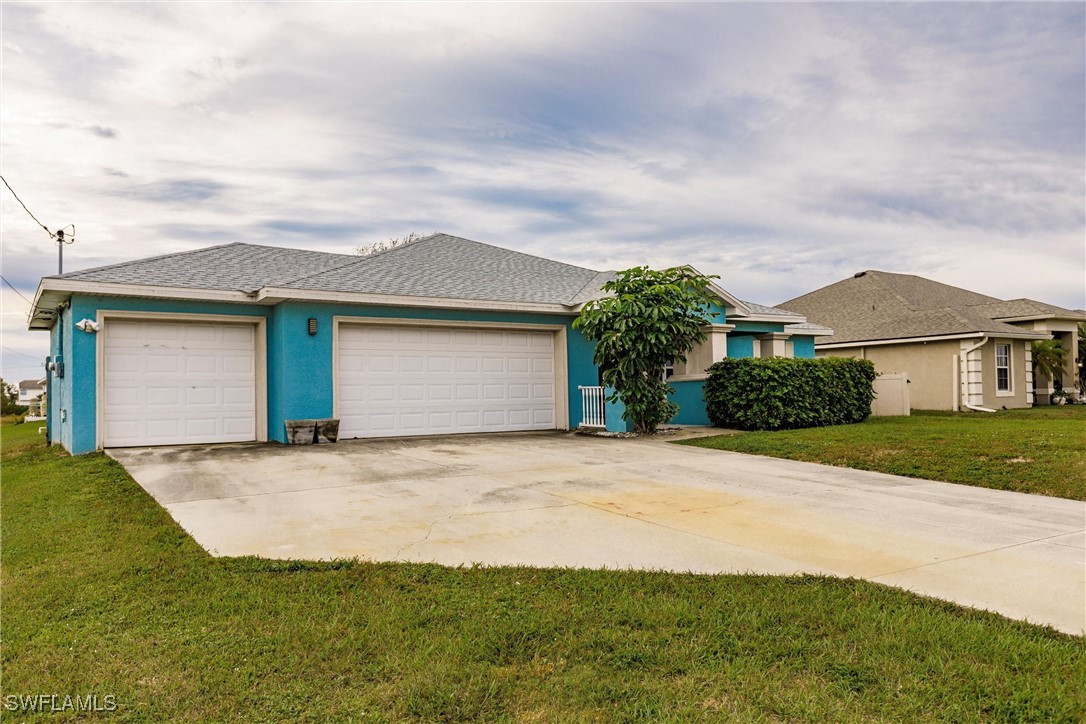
[
  {"xmin": 27, "ymin": 278, "xmax": 578, "ymax": 326},
  {"xmin": 816, "ymin": 330, "xmax": 1051, "ymax": 349},
  {"xmin": 991, "ymin": 313, "xmax": 1086, "ymax": 323},
  {"xmin": 744, "ymin": 313, "xmax": 808, "ymax": 324},
  {"xmin": 256, "ymin": 286, "xmax": 576, "ymax": 314},
  {"xmin": 27, "ymin": 279, "xmax": 263, "ymax": 330}
]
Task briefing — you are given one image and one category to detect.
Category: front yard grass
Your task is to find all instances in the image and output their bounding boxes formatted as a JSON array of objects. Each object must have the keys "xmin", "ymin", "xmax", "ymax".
[
  {"xmin": 680, "ymin": 406, "xmax": 1086, "ymax": 500},
  {"xmin": 3, "ymin": 423, "xmax": 1084, "ymax": 721}
]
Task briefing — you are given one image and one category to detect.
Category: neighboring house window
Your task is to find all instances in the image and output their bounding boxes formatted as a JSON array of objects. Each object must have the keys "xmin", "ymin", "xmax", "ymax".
[{"xmin": 996, "ymin": 343, "xmax": 1012, "ymax": 394}]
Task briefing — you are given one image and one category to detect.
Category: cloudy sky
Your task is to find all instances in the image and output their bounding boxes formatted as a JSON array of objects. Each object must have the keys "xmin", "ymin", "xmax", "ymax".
[{"xmin": 2, "ymin": 2, "xmax": 1083, "ymax": 381}]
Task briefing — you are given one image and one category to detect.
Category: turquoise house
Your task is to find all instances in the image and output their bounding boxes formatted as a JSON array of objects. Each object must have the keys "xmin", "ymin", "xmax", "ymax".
[{"xmin": 28, "ymin": 234, "xmax": 829, "ymax": 454}]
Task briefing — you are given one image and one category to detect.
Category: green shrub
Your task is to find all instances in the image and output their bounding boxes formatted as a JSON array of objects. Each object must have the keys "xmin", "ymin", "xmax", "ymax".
[{"xmin": 704, "ymin": 357, "xmax": 876, "ymax": 431}]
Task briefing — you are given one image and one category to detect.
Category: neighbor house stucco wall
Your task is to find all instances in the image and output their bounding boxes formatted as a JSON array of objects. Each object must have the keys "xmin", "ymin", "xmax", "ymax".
[
  {"xmin": 820, "ymin": 337, "xmax": 1034, "ymax": 411},
  {"xmin": 820, "ymin": 339, "xmax": 962, "ymax": 411},
  {"xmin": 1009, "ymin": 319, "xmax": 1080, "ymax": 402},
  {"xmin": 980, "ymin": 338, "xmax": 1031, "ymax": 410}
]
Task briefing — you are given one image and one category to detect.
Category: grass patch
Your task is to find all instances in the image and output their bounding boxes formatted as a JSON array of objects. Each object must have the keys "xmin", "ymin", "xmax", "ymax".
[
  {"xmin": 1, "ymin": 416, "xmax": 47, "ymax": 458},
  {"xmin": 4, "ymin": 423, "xmax": 1085, "ymax": 720},
  {"xmin": 680, "ymin": 406, "xmax": 1086, "ymax": 500}
]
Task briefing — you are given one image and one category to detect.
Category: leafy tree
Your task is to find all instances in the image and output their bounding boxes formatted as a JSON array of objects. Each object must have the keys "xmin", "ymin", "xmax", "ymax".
[
  {"xmin": 356, "ymin": 231, "xmax": 435, "ymax": 257},
  {"xmin": 1031, "ymin": 338, "xmax": 1067, "ymax": 394},
  {"xmin": 574, "ymin": 266, "xmax": 718, "ymax": 434},
  {"xmin": 1, "ymin": 378, "xmax": 27, "ymax": 416}
]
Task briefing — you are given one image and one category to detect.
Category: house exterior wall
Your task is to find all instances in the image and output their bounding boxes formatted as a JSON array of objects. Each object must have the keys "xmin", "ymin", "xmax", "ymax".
[
  {"xmin": 268, "ymin": 301, "xmax": 598, "ymax": 442},
  {"xmin": 45, "ymin": 291, "xmax": 822, "ymax": 451},
  {"xmin": 820, "ymin": 337, "xmax": 1033, "ymax": 411},
  {"xmin": 667, "ymin": 332, "xmax": 817, "ymax": 426},
  {"xmin": 726, "ymin": 334, "xmax": 756, "ymax": 358},
  {"xmin": 980, "ymin": 338, "xmax": 1031, "ymax": 409},
  {"xmin": 47, "ymin": 295, "xmax": 597, "ymax": 454},
  {"xmin": 820, "ymin": 339, "xmax": 961, "ymax": 410},
  {"xmin": 1008, "ymin": 319, "xmax": 1081, "ymax": 402}
]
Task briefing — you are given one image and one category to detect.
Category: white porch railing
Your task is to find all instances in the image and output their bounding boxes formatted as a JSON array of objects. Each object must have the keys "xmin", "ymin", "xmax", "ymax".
[{"xmin": 578, "ymin": 385, "xmax": 606, "ymax": 428}]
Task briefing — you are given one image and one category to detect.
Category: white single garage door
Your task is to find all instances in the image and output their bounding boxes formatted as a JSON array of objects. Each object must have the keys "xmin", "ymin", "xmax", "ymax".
[
  {"xmin": 337, "ymin": 324, "xmax": 557, "ymax": 438},
  {"xmin": 103, "ymin": 319, "xmax": 257, "ymax": 447}
]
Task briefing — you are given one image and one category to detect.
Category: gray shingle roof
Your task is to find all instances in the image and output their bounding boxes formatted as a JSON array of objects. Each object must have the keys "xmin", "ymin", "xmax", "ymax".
[
  {"xmin": 44, "ymin": 234, "xmax": 833, "ymax": 327},
  {"xmin": 783, "ymin": 322, "xmax": 834, "ymax": 335},
  {"xmin": 778, "ymin": 271, "xmax": 1065, "ymax": 345},
  {"xmin": 968, "ymin": 298, "xmax": 1086, "ymax": 321},
  {"xmin": 54, "ymin": 243, "xmax": 355, "ymax": 294},
  {"xmin": 47, "ymin": 234, "xmax": 609, "ymax": 307},
  {"xmin": 277, "ymin": 234, "xmax": 606, "ymax": 305},
  {"xmin": 743, "ymin": 301, "xmax": 804, "ymax": 319}
]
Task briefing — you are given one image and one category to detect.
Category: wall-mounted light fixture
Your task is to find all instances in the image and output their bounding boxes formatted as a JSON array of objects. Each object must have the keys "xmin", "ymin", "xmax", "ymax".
[{"xmin": 308, "ymin": 318, "xmax": 318, "ymax": 336}]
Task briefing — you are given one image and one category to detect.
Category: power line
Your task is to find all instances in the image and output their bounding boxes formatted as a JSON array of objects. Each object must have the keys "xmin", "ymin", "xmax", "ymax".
[
  {"xmin": 0, "ymin": 275, "xmax": 32, "ymax": 306},
  {"xmin": 1, "ymin": 346, "xmax": 45, "ymax": 363},
  {"xmin": 1, "ymin": 175, "xmax": 54, "ymax": 239}
]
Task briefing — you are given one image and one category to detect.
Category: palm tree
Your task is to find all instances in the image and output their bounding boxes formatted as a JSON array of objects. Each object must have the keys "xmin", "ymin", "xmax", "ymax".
[{"xmin": 1031, "ymin": 338, "xmax": 1067, "ymax": 395}]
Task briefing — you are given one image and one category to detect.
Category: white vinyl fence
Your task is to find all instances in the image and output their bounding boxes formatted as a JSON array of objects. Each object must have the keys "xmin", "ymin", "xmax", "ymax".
[{"xmin": 578, "ymin": 385, "xmax": 606, "ymax": 428}]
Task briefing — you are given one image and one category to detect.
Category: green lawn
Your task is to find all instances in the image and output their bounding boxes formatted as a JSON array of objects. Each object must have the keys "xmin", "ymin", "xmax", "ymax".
[
  {"xmin": 680, "ymin": 406, "xmax": 1086, "ymax": 500},
  {"xmin": 3, "ymin": 423, "xmax": 1085, "ymax": 721}
]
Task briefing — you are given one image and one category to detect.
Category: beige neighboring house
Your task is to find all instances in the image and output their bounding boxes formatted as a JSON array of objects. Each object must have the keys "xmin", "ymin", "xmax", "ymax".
[{"xmin": 779, "ymin": 271, "xmax": 1085, "ymax": 411}]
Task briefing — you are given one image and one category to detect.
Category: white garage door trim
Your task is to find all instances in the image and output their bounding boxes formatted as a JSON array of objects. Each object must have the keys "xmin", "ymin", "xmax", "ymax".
[
  {"xmin": 332, "ymin": 316, "xmax": 569, "ymax": 437},
  {"xmin": 95, "ymin": 311, "xmax": 268, "ymax": 449}
]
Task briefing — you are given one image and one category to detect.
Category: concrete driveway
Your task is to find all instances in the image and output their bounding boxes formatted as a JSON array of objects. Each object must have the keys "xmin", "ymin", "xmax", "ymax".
[{"xmin": 109, "ymin": 431, "xmax": 1085, "ymax": 635}]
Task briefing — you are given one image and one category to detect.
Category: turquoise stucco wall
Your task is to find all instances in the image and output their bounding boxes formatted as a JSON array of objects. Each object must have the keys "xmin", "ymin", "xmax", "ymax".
[
  {"xmin": 47, "ymin": 305, "xmax": 73, "ymax": 450},
  {"xmin": 265, "ymin": 301, "xmax": 597, "ymax": 442},
  {"xmin": 791, "ymin": 335, "xmax": 815, "ymax": 358},
  {"xmin": 50, "ymin": 295, "xmax": 595, "ymax": 453},
  {"xmin": 727, "ymin": 334, "xmax": 756, "ymax": 358},
  {"xmin": 668, "ymin": 333, "xmax": 818, "ymax": 427},
  {"xmin": 669, "ymin": 380, "xmax": 712, "ymax": 425},
  {"xmin": 46, "ymin": 292, "xmax": 821, "ymax": 452}
]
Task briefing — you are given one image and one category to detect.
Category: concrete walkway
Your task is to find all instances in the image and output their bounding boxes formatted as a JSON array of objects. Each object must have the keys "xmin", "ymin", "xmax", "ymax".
[{"xmin": 110, "ymin": 431, "xmax": 1086, "ymax": 635}]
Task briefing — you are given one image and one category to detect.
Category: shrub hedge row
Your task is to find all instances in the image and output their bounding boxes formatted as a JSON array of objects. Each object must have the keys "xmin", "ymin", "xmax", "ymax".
[{"xmin": 703, "ymin": 357, "xmax": 877, "ymax": 431}]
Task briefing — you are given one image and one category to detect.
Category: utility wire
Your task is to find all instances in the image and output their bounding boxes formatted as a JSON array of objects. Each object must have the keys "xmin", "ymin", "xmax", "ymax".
[
  {"xmin": 2, "ymin": 353, "xmax": 43, "ymax": 364},
  {"xmin": 2, "ymin": 346, "xmax": 44, "ymax": 362},
  {"xmin": 0, "ymin": 275, "xmax": 32, "ymax": 306},
  {"xmin": 1, "ymin": 175, "xmax": 53, "ymax": 238}
]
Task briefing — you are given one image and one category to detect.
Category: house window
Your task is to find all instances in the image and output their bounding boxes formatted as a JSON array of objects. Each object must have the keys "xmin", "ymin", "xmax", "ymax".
[{"xmin": 996, "ymin": 343, "xmax": 1011, "ymax": 394}]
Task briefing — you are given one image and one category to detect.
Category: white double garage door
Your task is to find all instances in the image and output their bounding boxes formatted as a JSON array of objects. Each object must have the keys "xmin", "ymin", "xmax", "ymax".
[
  {"xmin": 336, "ymin": 324, "xmax": 557, "ymax": 439},
  {"xmin": 102, "ymin": 318, "xmax": 558, "ymax": 447}
]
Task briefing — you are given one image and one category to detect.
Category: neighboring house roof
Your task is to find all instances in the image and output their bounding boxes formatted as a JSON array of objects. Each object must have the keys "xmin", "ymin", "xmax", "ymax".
[
  {"xmin": 778, "ymin": 270, "xmax": 1069, "ymax": 346},
  {"xmin": 30, "ymin": 234, "xmax": 826, "ymax": 333},
  {"xmin": 968, "ymin": 298, "xmax": 1086, "ymax": 322},
  {"xmin": 19, "ymin": 379, "xmax": 44, "ymax": 390}
]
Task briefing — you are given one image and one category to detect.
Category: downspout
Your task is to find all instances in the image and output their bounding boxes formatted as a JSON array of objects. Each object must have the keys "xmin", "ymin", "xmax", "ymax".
[{"xmin": 960, "ymin": 336, "xmax": 996, "ymax": 412}]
